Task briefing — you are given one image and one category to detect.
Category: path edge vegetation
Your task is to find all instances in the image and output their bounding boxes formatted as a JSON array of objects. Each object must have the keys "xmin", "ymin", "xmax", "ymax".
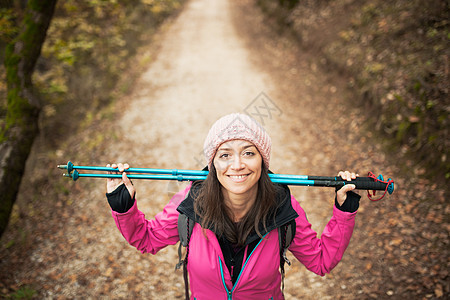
[
  {"xmin": 0, "ymin": 0, "xmax": 186, "ymax": 239},
  {"xmin": 257, "ymin": 0, "xmax": 449, "ymax": 185}
]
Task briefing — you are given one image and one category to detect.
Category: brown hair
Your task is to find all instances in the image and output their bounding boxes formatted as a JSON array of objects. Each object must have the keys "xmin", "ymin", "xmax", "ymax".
[{"xmin": 193, "ymin": 163, "xmax": 278, "ymax": 246}]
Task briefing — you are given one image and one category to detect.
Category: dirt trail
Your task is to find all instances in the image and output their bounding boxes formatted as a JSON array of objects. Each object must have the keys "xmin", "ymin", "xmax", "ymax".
[
  {"xmin": 102, "ymin": 0, "xmax": 369, "ymax": 298},
  {"xmin": 2, "ymin": 0, "xmax": 446, "ymax": 299},
  {"xmin": 112, "ymin": 1, "xmax": 332, "ymax": 297}
]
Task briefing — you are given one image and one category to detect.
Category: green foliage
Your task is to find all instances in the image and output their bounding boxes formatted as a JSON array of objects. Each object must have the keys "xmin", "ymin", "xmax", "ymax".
[
  {"xmin": 7, "ymin": 286, "xmax": 36, "ymax": 300},
  {"xmin": 334, "ymin": 0, "xmax": 449, "ymax": 178},
  {"xmin": 28, "ymin": 0, "xmax": 184, "ymax": 144},
  {"xmin": 0, "ymin": 8, "xmax": 19, "ymax": 43},
  {"xmin": 0, "ymin": 0, "xmax": 184, "ymax": 240},
  {"xmin": 263, "ymin": 0, "xmax": 449, "ymax": 181}
]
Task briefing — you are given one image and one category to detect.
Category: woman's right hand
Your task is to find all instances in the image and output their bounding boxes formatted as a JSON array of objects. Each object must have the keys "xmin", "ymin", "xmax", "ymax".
[{"xmin": 106, "ymin": 163, "xmax": 136, "ymax": 199}]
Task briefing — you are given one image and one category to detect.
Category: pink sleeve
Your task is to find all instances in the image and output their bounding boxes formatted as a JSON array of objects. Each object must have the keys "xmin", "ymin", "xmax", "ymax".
[
  {"xmin": 289, "ymin": 196, "xmax": 357, "ymax": 276},
  {"xmin": 110, "ymin": 184, "xmax": 191, "ymax": 254}
]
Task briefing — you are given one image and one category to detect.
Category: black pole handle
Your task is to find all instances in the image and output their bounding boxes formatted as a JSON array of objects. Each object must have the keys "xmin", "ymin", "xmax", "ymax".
[
  {"xmin": 308, "ymin": 176, "xmax": 376, "ymax": 182},
  {"xmin": 314, "ymin": 179, "xmax": 391, "ymax": 191}
]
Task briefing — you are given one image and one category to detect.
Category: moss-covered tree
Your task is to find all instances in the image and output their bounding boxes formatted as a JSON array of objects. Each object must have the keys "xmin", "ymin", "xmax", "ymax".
[{"xmin": 0, "ymin": 0, "xmax": 57, "ymax": 238}]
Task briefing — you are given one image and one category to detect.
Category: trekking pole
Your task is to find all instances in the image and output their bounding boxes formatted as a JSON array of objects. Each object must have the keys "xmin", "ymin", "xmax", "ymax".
[{"xmin": 58, "ymin": 161, "xmax": 394, "ymax": 200}]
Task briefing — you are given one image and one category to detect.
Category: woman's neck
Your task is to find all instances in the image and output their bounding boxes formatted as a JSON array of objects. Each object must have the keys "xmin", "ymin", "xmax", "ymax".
[{"xmin": 222, "ymin": 185, "xmax": 258, "ymax": 222}]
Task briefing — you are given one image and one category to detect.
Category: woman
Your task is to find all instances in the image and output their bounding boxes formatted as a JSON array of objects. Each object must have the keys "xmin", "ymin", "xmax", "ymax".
[{"xmin": 106, "ymin": 113, "xmax": 360, "ymax": 299}]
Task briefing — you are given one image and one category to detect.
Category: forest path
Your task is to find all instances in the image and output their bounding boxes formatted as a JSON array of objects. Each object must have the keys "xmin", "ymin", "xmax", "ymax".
[
  {"xmin": 3, "ymin": 0, "xmax": 443, "ymax": 299},
  {"xmin": 101, "ymin": 0, "xmax": 366, "ymax": 298}
]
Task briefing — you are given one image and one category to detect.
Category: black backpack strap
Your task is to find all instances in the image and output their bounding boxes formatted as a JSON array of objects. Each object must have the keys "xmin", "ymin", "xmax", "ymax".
[
  {"xmin": 175, "ymin": 213, "xmax": 190, "ymax": 269},
  {"xmin": 176, "ymin": 213, "xmax": 193, "ymax": 300},
  {"xmin": 279, "ymin": 219, "xmax": 296, "ymax": 295}
]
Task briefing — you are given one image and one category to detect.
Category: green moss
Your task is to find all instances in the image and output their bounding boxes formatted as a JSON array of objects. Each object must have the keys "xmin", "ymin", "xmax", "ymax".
[
  {"xmin": 396, "ymin": 120, "xmax": 410, "ymax": 142},
  {"xmin": 9, "ymin": 285, "xmax": 37, "ymax": 299},
  {"xmin": 3, "ymin": 36, "xmax": 40, "ymax": 134}
]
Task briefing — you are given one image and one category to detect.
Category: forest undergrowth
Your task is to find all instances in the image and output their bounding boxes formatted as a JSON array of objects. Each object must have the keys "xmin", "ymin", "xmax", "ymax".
[
  {"xmin": 0, "ymin": 1, "xmax": 185, "ymax": 297},
  {"xmin": 1, "ymin": 0, "xmax": 185, "ymax": 150},
  {"xmin": 258, "ymin": 0, "xmax": 449, "ymax": 185}
]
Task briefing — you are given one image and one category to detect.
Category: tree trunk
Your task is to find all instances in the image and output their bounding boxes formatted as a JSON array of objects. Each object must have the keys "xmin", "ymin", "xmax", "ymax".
[{"xmin": 0, "ymin": 0, "xmax": 57, "ymax": 238}]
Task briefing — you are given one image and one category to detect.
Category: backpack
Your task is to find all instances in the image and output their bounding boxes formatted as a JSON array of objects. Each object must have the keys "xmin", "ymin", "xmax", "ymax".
[{"xmin": 175, "ymin": 213, "xmax": 296, "ymax": 299}]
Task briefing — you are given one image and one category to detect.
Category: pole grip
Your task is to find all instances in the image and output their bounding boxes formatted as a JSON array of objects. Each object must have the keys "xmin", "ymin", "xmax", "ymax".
[
  {"xmin": 308, "ymin": 176, "xmax": 374, "ymax": 181},
  {"xmin": 333, "ymin": 180, "xmax": 390, "ymax": 191}
]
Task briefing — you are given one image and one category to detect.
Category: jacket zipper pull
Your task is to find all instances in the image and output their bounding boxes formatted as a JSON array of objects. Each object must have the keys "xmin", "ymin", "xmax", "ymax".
[{"xmin": 230, "ymin": 257, "xmax": 235, "ymax": 281}]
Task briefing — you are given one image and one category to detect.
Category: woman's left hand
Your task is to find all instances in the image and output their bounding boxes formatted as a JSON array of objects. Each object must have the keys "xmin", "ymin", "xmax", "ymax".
[{"xmin": 336, "ymin": 171, "xmax": 359, "ymax": 206}]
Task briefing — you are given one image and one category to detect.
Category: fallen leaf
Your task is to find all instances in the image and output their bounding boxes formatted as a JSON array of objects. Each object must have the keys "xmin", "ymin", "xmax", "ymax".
[
  {"xmin": 435, "ymin": 285, "xmax": 444, "ymax": 298},
  {"xmin": 390, "ymin": 238, "xmax": 402, "ymax": 246}
]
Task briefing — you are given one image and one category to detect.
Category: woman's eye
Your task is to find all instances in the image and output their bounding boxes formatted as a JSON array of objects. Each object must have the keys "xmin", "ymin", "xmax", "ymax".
[
  {"xmin": 219, "ymin": 153, "xmax": 230, "ymax": 159},
  {"xmin": 243, "ymin": 151, "xmax": 255, "ymax": 156}
]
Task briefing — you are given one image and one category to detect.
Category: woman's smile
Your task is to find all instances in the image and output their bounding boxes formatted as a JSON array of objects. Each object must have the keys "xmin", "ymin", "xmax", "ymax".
[
  {"xmin": 227, "ymin": 173, "xmax": 250, "ymax": 182},
  {"xmin": 213, "ymin": 139, "xmax": 262, "ymax": 199}
]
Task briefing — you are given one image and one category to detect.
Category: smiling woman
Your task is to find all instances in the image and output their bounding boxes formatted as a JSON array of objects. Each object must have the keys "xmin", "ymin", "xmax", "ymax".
[
  {"xmin": 105, "ymin": 113, "xmax": 361, "ymax": 300},
  {"xmin": 214, "ymin": 140, "xmax": 262, "ymax": 207},
  {"xmin": 195, "ymin": 114, "xmax": 278, "ymax": 247}
]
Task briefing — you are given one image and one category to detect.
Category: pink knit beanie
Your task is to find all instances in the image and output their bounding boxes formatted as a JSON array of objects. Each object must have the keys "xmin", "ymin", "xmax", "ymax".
[{"xmin": 203, "ymin": 113, "xmax": 271, "ymax": 169}]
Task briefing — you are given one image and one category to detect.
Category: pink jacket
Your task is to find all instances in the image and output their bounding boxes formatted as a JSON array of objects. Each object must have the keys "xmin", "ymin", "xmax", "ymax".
[{"xmin": 111, "ymin": 184, "xmax": 357, "ymax": 299}]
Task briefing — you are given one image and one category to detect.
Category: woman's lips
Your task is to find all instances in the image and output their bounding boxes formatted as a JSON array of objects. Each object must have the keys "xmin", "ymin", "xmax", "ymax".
[{"xmin": 227, "ymin": 174, "xmax": 250, "ymax": 183}]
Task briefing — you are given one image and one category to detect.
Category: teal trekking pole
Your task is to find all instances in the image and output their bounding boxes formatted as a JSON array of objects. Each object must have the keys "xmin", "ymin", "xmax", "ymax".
[{"xmin": 58, "ymin": 161, "xmax": 394, "ymax": 201}]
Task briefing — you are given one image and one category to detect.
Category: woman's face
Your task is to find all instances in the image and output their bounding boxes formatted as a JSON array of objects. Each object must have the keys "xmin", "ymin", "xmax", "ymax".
[{"xmin": 213, "ymin": 139, "xmax": 262, "ymax": 199}]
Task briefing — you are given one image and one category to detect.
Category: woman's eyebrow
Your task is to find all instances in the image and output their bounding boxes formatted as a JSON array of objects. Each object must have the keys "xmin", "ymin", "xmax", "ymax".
[
  {"xmin": 217, "ymin": 146, "xmax": 232, "ymax": 151},
  {"xmin": 217, "ymin": 144, "xmax": 256, "ymax": 151}
]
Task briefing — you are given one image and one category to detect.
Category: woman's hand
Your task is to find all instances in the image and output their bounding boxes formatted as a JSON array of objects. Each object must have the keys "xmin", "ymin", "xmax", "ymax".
[
  {"xmin": 106, "ymin": 163, "xmax": 136, "ymax": 199},
  {"xmin": 336, "ymin": 170, "xmax": 359, "ymax": 206}
]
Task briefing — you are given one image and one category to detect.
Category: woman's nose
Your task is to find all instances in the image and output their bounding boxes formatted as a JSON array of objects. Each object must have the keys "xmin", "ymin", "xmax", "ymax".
[{"xmin": 231, "ymin": 156, "xmax": 243, "ymax": 169}]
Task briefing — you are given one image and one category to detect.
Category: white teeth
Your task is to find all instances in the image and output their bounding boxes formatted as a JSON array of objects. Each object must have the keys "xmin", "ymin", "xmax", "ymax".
[{"xmin": 229, "ymin": 175, "xmax": 247, "ymax": 179}]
